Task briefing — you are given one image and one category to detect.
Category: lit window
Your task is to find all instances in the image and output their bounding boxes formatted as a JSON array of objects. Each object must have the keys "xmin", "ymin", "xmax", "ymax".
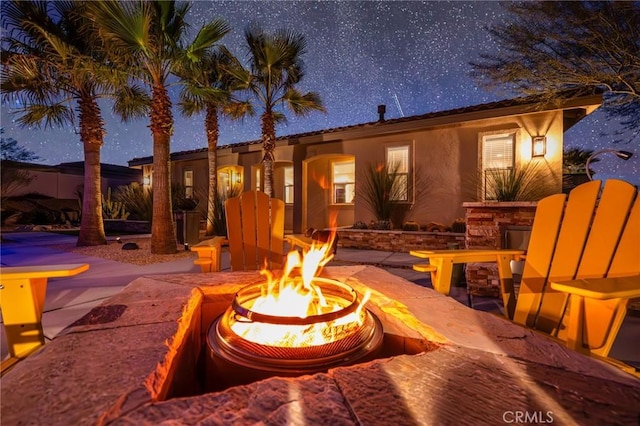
[
  {"xmin": 219, "ymin": 170, "xmax": 230, "ymax": 193},
  {"xmin": 183, "ymin": 170, "xmax": 193, "ymax": 198},
  {"xmin": 387, "ymin": 146, "xmax": 409, "ymax": 201},
  {"xmin": 482, "ymin": 133, "xmax": 514, "ymax": 170},
  {"xmin": 482, "ymin": 133, "xmax": 515, "ymax": 200},
  {"xmin": 332, "ymin": 161, "xmax": 355, "ymax": 204},
  {"xmin": 255, "ymin": 168, "xmax": 261, "ymax": 192},
  {"xmin": 284, "ymin": 166, "xmax": 294, "ymax": 204}
]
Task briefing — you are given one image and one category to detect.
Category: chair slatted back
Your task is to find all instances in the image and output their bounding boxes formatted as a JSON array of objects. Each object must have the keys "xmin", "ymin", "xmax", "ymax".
[
  {"xmin": 514, "ymin": 179, "xmax": 638, "ymax": 348},
  {"xmin": 225, "ymin": 191, "xmax": 285, "ymax": 271}
]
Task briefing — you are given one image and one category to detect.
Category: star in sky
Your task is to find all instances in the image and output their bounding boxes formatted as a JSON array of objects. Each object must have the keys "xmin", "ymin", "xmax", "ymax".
[{"xmin": 2, "ymin": 1, "xmax": 637, "ymax": 184}]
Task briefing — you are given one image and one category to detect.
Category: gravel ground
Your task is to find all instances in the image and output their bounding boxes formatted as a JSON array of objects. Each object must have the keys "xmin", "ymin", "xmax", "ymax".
[{"xmin": 50, "ymin": 238, "xmax": 197, "ymax": 266}]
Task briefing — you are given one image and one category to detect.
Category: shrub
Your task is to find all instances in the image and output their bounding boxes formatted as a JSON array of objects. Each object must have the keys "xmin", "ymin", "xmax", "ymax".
[
  {"xmin": 370, "ymin": 220, "xmax": 392, "ymax": 230},
  {"xmin": 352, "ymin": 221, "xmax": 369, "ymax": 229},
  {"xmin": 402, "ymin": 221, "xmax": 420, "ymax": 231},
  {"xmin": 114, "ymin": 183, "xmax": 152, "ymax": 221}
]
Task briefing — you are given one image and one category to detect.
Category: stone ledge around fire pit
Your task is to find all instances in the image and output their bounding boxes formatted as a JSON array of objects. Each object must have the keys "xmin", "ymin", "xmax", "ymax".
[{"xmin": 1, "ymin": 266, "xmax": 639, "ymax": 425}]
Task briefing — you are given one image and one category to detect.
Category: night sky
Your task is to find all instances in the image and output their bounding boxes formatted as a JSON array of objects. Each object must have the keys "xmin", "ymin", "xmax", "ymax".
[{"xmin": 2, "ymin": 1, "xmax": 638, "ymax": 184}]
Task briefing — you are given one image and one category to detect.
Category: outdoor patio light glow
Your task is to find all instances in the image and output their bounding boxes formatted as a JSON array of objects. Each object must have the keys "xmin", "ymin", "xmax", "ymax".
[
  {"xmin": 143, "ymin": 176, "xmax": 151, "ymax": 186},
  {"xmin": 532, "ymin": 136, "xmax": 546, "ymax": 157},
  {"xmin": 585, "ymin": 149, "xmax": 634, "ymax": 180}
]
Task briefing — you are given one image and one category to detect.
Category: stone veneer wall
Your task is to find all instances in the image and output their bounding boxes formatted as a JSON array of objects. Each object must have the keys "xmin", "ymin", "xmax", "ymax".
[
  {"xmin": 463, "ymin": 202, "xmax": 537, "ymax": 296},
  {"xmin": 337, "ymin": 229, "xmax": 465, "ymax": 252}
]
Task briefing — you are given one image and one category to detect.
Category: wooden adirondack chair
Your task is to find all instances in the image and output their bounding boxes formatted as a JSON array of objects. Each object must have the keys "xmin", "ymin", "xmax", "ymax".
[
  {"xmin": 192, "ymin": 191, "xmax": 286, "ymax": 272},
  {"xmin": 412, "ymin": 179, "xmax": 639, "ymax": 364},
  {"xmin": 515, "ymin": 179, "xmax": 639, "ymax": 359}
]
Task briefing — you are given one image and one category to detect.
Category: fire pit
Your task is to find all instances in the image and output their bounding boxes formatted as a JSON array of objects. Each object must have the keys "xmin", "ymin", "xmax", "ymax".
[{"xmin": 206, "ymin": 239, "xmax": 384, "ymax": 388}]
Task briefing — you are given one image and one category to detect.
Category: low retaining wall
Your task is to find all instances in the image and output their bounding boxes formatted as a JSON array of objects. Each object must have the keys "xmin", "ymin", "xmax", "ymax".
[
  {"xmin": 337, "ymin": 229, "xmax": 465, "ymax": 252},
  {"xmin": 103, "ymin": 219, "xmax": 151, "ymax": 234}
]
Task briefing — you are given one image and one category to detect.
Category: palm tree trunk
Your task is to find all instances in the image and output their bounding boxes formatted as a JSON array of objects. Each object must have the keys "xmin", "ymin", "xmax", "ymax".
[
  {"xmin": 150, "ymin": 83, "xmax": 177, "ymax": 254},
  {"xmin": 261, "ymin": 111, "xmax": 276, "ymax": 197},
  {"xmin": 205, "ymin": 104, "xmax": 219, "ymax": 236},
  {"xmin": 76, "ymin": 95, "xmax": 106, "ymax": 247}
]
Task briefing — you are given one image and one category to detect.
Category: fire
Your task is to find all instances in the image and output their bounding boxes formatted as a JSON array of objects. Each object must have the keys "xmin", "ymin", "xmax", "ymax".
[{"xmin": 229, "ymin": 233, "xmax": 370, "ymax": 348}]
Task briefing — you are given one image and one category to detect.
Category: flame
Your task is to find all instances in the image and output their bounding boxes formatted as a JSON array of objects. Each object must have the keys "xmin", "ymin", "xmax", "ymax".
[{"xmin": 229, "ymin": 232, "xmax": 370, "ymax": 348}]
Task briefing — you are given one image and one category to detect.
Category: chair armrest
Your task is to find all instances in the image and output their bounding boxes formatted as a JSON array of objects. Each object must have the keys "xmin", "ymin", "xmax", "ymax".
[
  {"xmin": 191, "ymin": 237, "xmax": 227, "ymax": 272},
  {"xmin": 285, "ymin": 234, "xmax": 313, "ymax": 251},
  {"xmin": 0, "ymin": 263, "xmax": 89, "ymax": 280},
  {"xmin": 550, "ymin": 274, "xmax": 640, "ymax": 300}
]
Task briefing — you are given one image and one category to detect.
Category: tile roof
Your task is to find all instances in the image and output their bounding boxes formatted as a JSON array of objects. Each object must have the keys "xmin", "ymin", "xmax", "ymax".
[{"xmin": 128, "ymin": 89, "xmax": 602, "ymax": 165}]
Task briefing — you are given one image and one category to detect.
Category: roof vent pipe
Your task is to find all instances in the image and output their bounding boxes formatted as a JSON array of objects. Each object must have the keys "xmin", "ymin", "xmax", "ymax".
[{"xmin": 377, "ymin": 104, "xmax": 386, "ymax": 122}]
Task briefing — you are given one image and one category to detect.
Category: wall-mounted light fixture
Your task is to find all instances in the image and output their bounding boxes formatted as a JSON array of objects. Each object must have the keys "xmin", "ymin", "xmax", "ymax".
[
  {"xmin": 143, "ymin": 176, "xmax": 151, "ymax": 186},
  {"xmin": 585, "ymin": 149, "xmax": 634, "ymax": 180},
  {"xmin": 532, "ymin": 136, "xmax": 547, "ymax": 157}
]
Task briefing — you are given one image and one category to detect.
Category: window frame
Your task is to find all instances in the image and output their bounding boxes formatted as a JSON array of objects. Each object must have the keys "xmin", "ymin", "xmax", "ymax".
[
  {"xmin": 386, "ymin": 145, "xmax": 410, "ymax": 202},
  {"xmin": 283, "ymin": 165, "xmax": 294, "ymax": 204},
  {"xmin": 183, "ymin": 169, "xmax": 194, "ymax": 199},
  {"xmin": 331, "ymin": 160, "xmax": 355, "ymax": 205},
  {"xmin": 480, "ymin": 130, "xmax": 517, "ymax": 201}
]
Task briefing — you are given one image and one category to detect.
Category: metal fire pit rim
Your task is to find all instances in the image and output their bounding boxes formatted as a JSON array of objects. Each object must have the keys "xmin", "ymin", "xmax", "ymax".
[
  {"xmin": 208, "ymin": 309, "xmax": 384, "ymax": 374},
  {"xmin": 231, "ymin": 277, "xmax": 360, "ymax": 326}
]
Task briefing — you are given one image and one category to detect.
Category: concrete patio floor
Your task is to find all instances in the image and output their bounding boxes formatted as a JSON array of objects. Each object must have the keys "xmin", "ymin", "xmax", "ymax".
[{"xmin": 1, "ymin": 231, "xmax": 638, "ymax": 367}]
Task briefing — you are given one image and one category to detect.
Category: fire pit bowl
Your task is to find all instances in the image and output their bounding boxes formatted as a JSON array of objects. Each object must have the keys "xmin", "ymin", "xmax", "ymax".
[{"xmin": 207, "ymin": 277, "xmax": 384, "ymax": 383}]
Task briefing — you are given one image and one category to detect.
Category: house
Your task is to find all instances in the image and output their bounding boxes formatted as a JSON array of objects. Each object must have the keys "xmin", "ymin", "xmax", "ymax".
[
  {"xmin": 128, "ymin": 91, "xmax": 602, "ymax": 233},
  {"xmin": 1, "ymin": 160, "xmax": 142, "ymax": 199}
]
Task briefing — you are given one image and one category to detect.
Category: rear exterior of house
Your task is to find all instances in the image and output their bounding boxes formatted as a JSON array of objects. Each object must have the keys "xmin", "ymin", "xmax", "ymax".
[{"xmin": 128, "ymin": 92, "xmax": 602, "ymax": 233}]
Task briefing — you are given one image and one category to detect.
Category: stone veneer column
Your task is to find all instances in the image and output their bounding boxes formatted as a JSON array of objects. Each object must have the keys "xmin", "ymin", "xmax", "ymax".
[{"xmin": 463, "ymin": 202, "xmax": 537, "ymax": 296}]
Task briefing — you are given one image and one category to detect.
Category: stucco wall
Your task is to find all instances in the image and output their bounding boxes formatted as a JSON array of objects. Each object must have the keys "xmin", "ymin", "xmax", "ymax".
[{"xmin": 164, "ymin": 109, "xmax": 568, "ymax": 233}]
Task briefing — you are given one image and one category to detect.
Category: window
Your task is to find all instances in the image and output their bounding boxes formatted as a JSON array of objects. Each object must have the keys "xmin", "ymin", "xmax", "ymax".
[
  {"xmin": 482, "ymin": 133, "xmax": 514, "ymax": 170},
  {"xmin": 219, "ymin": 170, "xmax": 230, "ymax": 193},
  {"xmin": 482, "ymin": 133, "xmax": 515, "ymax": 200},
  {"xmin": 183, "ymin": 170, "xmax": 193, "ymax": 198},
  {"xmin": 332, "ymin": 161, "xmax": 355, "ymax": 204},
  {"xmin": 386, "ymin": 146, "xmax": 409, "ymax": 201},
  {"xmin": 284, "ymin": 166, "xmax": 294, "ymax": 204},
  {"xmin": 218, "ymin": 167, "xmax": 242, "ymax": 194}
]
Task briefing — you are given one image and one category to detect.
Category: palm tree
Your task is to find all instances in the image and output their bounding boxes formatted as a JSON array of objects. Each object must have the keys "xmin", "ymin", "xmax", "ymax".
[
  {"xmin": 239, "ymin": 23, "xmax": 325, "ymax": 197},
  {"xmin": 1, "ymin": 0, "xmax": 126, "ymax": 246},
  {"xmin": 177, "ymin": 46, "xmax": 253, "ymax": 236},
  {"xmin": 85, "ymin": 1, "xmax": 229, "ymax": 253}
]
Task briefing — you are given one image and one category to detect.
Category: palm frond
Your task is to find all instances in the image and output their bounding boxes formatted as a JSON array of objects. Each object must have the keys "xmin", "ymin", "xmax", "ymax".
[
  {"xmin": 185, "ymin": 18, "xmax": 230, "ymax": 62},
  {"xmin": 112, "ymin": 84, "xmax": 150, "ymax": 122},
  {"xmin": 283, "ymin": 89, "xmax": 325, "ymax": 115},
  {"xmin": 15, "ymin": 103, "xmax": 74, "ymax": 128}
]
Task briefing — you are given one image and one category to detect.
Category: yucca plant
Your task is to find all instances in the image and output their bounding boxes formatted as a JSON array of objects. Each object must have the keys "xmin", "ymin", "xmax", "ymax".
[
  {"xmin": 484, "ymin": 163, "xmax": 550, "ymax": 201},
  {"xmin": 360, "ymin": 161, "xmax": 405, "ymax": 222},
  {"xmin": 212, "ymin": 184, "xmax": 243, "ymax": 236}
]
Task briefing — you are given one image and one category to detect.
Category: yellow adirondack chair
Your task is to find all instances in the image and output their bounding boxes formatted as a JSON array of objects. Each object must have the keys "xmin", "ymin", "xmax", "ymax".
[
  {"xmin": 192, "ymin": 191, "xmax": 286, "ymax": 272},
  {"xmin": 517, "ymin": 179, "xmax": 639, "ymax": 360},
  {"xmin": 0, "ymin": 263, "xmax": 90, "ymax": 375},
  {"xmin": 411, "ymin": 179, "xmax": 639, "ymax": 364}
]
